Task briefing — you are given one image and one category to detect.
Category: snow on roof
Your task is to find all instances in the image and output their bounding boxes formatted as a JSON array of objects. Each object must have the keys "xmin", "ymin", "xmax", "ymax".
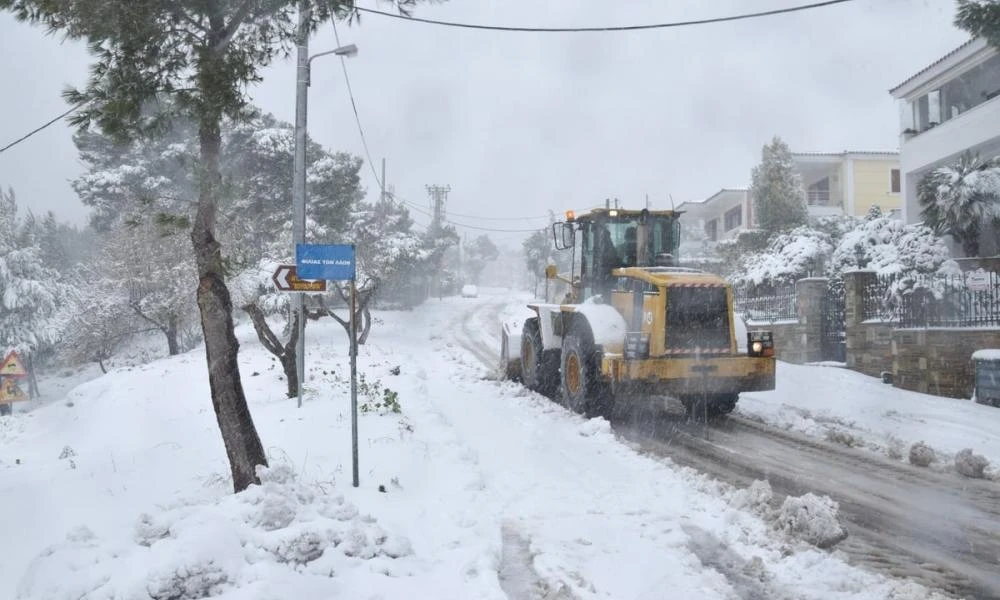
[
  {"xmin": 792, "ymin": 151, "xmax": 899, "ymax": 159},
  {"xmin": 889, "ymin": 38, "xmax": 980, "ymax": 95},
  {"xmin": 677, "ymin": 188, "xmax": 748, "ymax": 209}
]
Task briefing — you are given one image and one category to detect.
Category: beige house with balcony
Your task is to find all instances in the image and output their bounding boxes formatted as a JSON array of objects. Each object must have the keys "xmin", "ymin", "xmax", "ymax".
[
  {"xmin": 792, "ymin": 151, "xmax": 902, "ymax": 219},
  {"xmin": 678, "ymin": 152, "xmax": 901, "ymax": 244}
]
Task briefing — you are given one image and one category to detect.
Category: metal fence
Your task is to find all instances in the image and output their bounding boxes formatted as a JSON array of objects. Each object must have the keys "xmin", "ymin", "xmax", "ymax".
[
  {"xmin": 732, "ymin": 283, "xmax": 798, "ymax": 322},
  {"xmin": 861, "ymin": 274, "xmax": 895, "ymax": 321},
  {"xmin": 862, "ymin": 271, "xmax": 1000, "ymax": 328}
]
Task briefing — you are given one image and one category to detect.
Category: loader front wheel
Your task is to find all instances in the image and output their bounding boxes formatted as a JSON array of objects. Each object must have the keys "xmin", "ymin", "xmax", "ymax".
[
  {"xmin": 561, "ymin": 331, "xmax": 612, "ymax": 418},
  {"xmin": 521, "ymin": 318, "xmax": 559, "ymax": 397}
]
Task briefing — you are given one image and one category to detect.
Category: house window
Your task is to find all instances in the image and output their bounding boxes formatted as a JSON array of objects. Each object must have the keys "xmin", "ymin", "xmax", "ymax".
[
  {"xmin": 807, "ymin": 177, "xmax": 831, "ymax": 205},
  {"xmin": 891, "ymin": 169, "xmax": 901, "ymax": 194},
  {"xmin": 724, "ymin": 206, "xmax": 742, "ymax": 231},
  {"xmin": 705, "ymin": 219, "xmax": 718, "ymax": 241}
]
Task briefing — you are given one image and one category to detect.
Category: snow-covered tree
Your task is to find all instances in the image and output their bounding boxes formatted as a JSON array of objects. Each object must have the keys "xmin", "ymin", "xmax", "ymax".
[
  {"xmin": 6, "ymin": 0, "xmax": 423, "ymax": 492},
  {"xmin": 955, "ymin": 1, "xmax": 1000, "ymax": 49},
  {"xmin": 750, "ymin": 137, "xmax": 809, "ymax": 234},
  {"xmin": 866, "ymin": 205, "xmax": 883, "ymax": 221},
  {"xmin": 917, "ymin": 152, "xmax": 1000, "ymax": 257},
  {"xmin": 0, "ymin": 188, "xmax": 66, "ymax": 354},
  {"xmin": 730, "ymin": 227, "xmax": 833, "ymax": 287},
  {"xmin": 460, "ymin": 235, "xmax": 499, "ymax": 285},
  {"xmin": 829, "ymin": 216, "xmax": 958, "ymax": 278}
]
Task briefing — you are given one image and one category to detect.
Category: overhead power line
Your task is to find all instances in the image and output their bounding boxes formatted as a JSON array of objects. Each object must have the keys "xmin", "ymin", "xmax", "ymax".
[
  {"xmin": 0, "ymin": 104, "xmax": 82, "ymax": 155},
  {"xmin": 355, "ymin": 0, "xmax": 855, "ymax": 33},
  {"xmin": 330, "ymin": 19, "xmax": 386, "ymax": 193}
]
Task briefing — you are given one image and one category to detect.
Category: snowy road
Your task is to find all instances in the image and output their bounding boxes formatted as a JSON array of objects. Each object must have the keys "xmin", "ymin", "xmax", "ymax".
[{"xmin": 454, "ymin": 296, "xmax": 1000, "ymax": 600}]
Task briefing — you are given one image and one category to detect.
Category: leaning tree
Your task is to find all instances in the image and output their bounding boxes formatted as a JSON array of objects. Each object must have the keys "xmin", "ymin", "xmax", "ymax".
[{"xmin": 0, "ymin": 0, "xmax": 421, "ymax": 492}]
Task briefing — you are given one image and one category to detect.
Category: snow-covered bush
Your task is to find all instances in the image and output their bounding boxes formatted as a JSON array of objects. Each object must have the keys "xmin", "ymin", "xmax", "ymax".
[
  {"xmin": 908, "ymin": 441, "xmax": 936, "ymax": 467},
  {"xmin": 829, "ymin": 217, "xmax": 957, "ymax": 278},
  {"xmin": 954, "ymin": 448, "xmax": 989, "ymax": 479},
  {"xmin": 730, "ymin": 227, "xmax": 833, "ymax": 287}
]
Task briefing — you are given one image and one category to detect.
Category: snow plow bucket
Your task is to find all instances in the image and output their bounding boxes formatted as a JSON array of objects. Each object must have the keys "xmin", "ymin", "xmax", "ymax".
[{"xmin": 500, "ymin": 321, "xmax": 522, "ymax": 381}]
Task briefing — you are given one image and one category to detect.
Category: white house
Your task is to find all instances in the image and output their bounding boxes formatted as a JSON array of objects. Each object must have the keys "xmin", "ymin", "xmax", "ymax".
[
  {"xmin": 890, "ymin": 38, "xmax": 1000, "ymax": 240},
  {"xmin": 676, "ymin": 188, "xmax": 751, "ymax": 242}
]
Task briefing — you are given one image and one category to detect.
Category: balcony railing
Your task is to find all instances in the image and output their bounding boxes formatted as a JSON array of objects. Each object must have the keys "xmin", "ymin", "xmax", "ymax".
[{"xmin": 806, "ymin": 190, "xmax": 831, "ymax": 206}]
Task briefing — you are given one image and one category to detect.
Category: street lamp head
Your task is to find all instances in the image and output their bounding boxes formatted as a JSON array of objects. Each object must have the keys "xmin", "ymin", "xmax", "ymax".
[{"xmin": 334, "ymin": 43, "xmax": 358, "ymax": 58}]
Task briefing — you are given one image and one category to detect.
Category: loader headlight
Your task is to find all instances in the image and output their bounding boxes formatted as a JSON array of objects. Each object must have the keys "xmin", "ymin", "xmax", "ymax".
[{"xmin": 747, "ymin": 331, "xmax": 774, "ymax": 357}]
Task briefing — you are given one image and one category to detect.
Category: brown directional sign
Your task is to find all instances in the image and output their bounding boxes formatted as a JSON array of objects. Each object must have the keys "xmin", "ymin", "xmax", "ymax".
[{"xmin": 272, "ymin": 265, "xmax": 327, "ymax": 292}]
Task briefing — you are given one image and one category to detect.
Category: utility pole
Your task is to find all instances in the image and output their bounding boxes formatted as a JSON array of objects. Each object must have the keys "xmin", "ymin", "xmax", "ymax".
[
  {"xmin": 425, "ymin": 184, "xmax": 450, "ymax": 232},
  {"xmin": 425, "ymin": 184, "xmax": 450, "ymax": 297},
  {"xmin": 380, "ymin": 158, "xmax": 387, "ymax": 205}
]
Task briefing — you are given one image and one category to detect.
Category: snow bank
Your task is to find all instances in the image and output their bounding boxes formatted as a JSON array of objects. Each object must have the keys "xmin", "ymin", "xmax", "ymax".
[{"xmin": 17, "ymin": 464, "xmax": 412, "ymax": 600}]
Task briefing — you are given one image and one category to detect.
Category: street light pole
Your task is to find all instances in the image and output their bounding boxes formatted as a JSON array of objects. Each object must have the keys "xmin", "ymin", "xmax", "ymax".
[
  {"xmin": 293, "ymin": 0, "xmax": 310, "ymax": 410},
  {"xmin": 292, "ymin": 0, "xmax": 358, "ymax": 409}
]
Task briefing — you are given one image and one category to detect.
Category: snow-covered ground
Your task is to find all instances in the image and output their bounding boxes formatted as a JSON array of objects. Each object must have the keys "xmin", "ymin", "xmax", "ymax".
[
  {"xmin": 0, "ymin": 288, "xmax": 977, "ymax": 599},
  {"xmin": 737, "ymin": 362, "xmax": 1000, "ymax": 479}
]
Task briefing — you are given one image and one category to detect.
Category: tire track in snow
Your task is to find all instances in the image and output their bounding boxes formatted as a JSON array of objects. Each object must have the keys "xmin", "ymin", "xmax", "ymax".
[
  {"xmin": 616, "ymin": 408, "xmax": 1000, "ymax": 600},
  {"xmin": 452, "ymin": 300, "xmax": 1000, "ymax": 600}
]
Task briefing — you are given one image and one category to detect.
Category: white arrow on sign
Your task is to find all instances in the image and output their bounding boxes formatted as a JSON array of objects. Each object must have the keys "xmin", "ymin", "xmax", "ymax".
[{"xmin": 272, "ymin": 265, "xmax": 327, "ymax": 292}]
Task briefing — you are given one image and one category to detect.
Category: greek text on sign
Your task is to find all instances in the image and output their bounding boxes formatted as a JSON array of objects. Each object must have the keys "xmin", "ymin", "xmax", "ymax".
[{"xmin": 296, "ymin": 244, "xmax": 356, "ymax": 281}]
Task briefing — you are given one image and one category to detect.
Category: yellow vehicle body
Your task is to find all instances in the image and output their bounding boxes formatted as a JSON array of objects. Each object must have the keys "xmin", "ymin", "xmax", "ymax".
[{"xmin": 502, "ymin": 207, "xmax": 775, "ymax": 417}]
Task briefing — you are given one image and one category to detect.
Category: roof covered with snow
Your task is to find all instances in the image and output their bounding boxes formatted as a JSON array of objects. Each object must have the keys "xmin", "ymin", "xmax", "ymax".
[{"xmin": 889, "ymin": 38, "xmax": 991, "ymax": 97}]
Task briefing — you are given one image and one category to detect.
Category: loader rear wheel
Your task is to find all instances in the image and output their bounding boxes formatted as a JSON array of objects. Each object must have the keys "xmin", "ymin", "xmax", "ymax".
[
  {"xmin": 521, "ymin": 318, "xmax": 559, "ymax": 397},
  {"xmin": 0, "ymin": 403, "xmax": 10, "ymax": 417},
  {"xmin": 561, "ymin": 331, "xmax": 612, "ymax": 418}
]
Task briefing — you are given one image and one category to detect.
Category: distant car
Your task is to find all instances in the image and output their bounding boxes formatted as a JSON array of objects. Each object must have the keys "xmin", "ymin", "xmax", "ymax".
[{"xmin": 461, "ymin": 284, "xmax": 479, "ymax": 298}]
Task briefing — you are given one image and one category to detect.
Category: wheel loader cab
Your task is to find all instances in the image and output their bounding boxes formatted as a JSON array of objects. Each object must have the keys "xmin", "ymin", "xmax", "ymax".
[{"xmin": 572, "ymin": 210, "xmax": 682, "ymax": 303}]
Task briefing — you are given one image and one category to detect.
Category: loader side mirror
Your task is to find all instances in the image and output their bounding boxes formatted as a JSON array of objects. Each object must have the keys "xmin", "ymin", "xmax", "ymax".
[{"xmin": 552, "ymin": 222, "xmax": 575, "ymax": 250}]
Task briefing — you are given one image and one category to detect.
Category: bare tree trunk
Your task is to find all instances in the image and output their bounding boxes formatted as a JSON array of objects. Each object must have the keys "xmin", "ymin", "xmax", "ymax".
[
  {"xmin": 192, "ymin": 110, "xmax": 267, "ymax": 493},
  {"xmin": 243, "ymin": 302, "xmax": 300, "ymax": 398},
  {"xmin": 166, "ymin": 314, "xmax": 180, "ymax": 356}
]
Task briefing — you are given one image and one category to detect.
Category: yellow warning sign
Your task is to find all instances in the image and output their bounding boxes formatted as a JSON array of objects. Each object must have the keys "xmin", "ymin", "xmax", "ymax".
[
  {"xmin": 0, "ymin": 377, "xmax": 27, "ymax": 403},
  {"xmin": 0, "ymin": 351, "xmax": 27, "ymax": 377}
]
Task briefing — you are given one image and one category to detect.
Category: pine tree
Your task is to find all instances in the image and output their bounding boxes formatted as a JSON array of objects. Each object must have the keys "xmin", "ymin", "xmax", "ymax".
[
  {"xmin": 1, "ymin": 0, "xmax": 420, "ymax": 493},
  {"xmin": 955, "ymin": 1, "xmax": 1000, "ymax": 49},
  {"xmin": 917, "ymin": 152, "xmax": 1000, "ymax": 257},
  {"xmin": 750, "ymin": 136, "xmax": 809, "ymax": 234},
  {"xmin": 866, "ymin": 205, "xmax": 883, "ymax": 221},
  {"xmin": 0, "ymin": 188, "xmax": 65, "ymax": 356}
]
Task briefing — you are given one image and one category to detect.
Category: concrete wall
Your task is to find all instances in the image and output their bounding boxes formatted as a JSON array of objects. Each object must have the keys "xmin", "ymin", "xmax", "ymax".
[{"xmin": 892, "ymin": 329, "xmax": 1000, "ymax": 398}]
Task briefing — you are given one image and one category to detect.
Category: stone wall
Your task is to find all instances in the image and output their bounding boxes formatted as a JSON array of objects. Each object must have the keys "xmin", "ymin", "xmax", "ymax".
[
  {"xmin": 746, "ymin": 278, "xmax": 825, "ymax": 365},
  {"xmin": 844, "ymin": 271, "xmax": 894, "ymax": 378},
  {"xmin": 893, "ymin": 329, "xmax": 1000, "ymax": 398}
]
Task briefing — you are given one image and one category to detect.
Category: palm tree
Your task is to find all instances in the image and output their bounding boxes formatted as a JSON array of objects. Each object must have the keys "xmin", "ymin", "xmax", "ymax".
[{"xmin": 917, "ymin": 152, "xmax": 1000, "ymax": 257}]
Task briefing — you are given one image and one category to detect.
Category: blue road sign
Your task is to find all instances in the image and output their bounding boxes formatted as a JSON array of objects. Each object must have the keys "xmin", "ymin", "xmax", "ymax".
[{"xmin": 296, "ymin": 244, "xmax": 356, "ymax": 281}]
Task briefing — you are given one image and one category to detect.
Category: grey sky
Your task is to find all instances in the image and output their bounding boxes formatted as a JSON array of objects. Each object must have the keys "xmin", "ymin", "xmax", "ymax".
[{"xmin": 0, "ymin": 0, "xmax": 971, "ymax": 247}]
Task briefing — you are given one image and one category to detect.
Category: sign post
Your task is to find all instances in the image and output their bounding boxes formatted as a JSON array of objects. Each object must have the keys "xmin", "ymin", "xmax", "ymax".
[
  {"xmin": 0, "ymin": 351, "xmax": 29, "ymax": 416},
  {"xmin": 296, "ymin": 244, "xmax": 360, "ymax": 487}
]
